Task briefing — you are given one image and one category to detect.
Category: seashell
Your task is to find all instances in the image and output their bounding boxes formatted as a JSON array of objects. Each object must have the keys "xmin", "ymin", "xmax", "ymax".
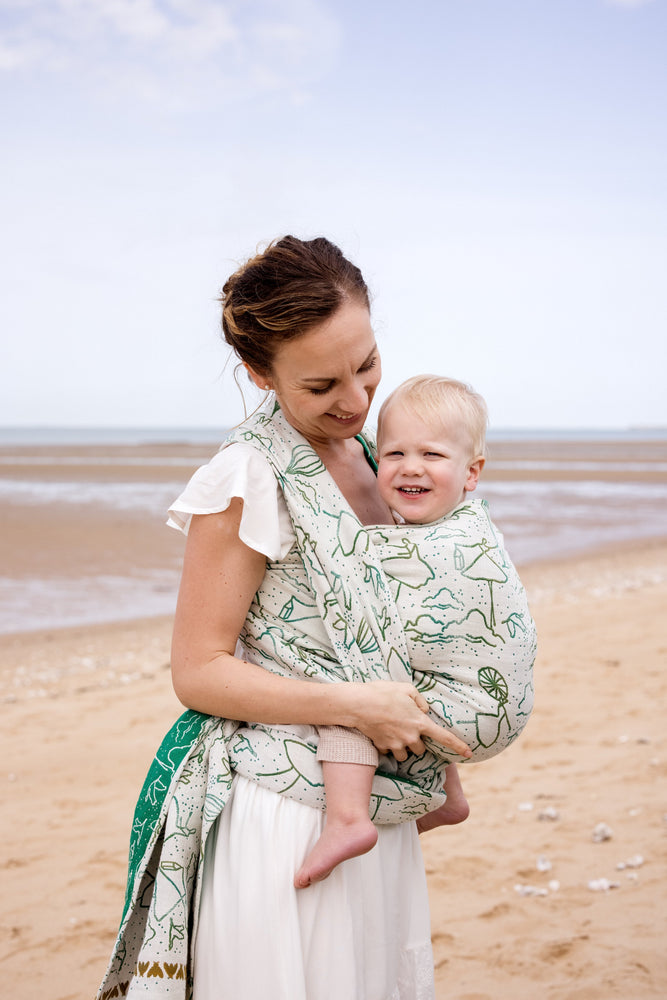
[
  {"xmin": 617, "ymin": 854, "xmax": 644, "ymax": 870},
  {"xmin": 592, "ymin": 822, "xmax": 613, "ymax": 842},
  {"xmin": 514, "ymin": 883, "xmax": 548, "ymax": 897},
  {"xmin": 588, "ymin": 877, "xmax": 620, "ymax": 891},
  {"xmin": 538, "ymin": 806, "xmax": 559, "ymax": 821}
]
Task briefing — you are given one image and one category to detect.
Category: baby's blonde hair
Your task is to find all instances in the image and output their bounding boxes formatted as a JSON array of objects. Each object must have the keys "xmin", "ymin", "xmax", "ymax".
[{"xmin": 377, "ymin": 375, "xmax": 488, "ymax": 458}]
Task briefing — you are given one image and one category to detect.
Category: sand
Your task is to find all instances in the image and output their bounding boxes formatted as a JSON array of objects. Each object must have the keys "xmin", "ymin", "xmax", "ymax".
[{"xmin": 1, "ymin": 539, "xmax": 666, "ymax": 999}]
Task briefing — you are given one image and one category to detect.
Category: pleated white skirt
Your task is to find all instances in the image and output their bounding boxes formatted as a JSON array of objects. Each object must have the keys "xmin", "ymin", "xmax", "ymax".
[{"xmin": 193, "ymin": 775, "xmax": 435, "ymax": 1000}]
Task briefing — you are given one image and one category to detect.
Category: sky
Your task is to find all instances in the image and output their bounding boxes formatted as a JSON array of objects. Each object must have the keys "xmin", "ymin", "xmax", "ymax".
[{"xmin": 2, "ymin": 0, "xmax": 666, "ymax": 431}]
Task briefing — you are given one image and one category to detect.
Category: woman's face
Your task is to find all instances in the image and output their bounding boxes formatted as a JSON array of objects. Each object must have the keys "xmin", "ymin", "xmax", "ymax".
[{"xmin": 251, "ymin": 300, "xmax": 381, "ymax": 448}]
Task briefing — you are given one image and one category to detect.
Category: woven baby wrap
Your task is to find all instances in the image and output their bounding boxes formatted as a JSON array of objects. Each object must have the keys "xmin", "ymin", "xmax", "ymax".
[
  {"xmin": 234, "ymin": 402, "xmax": 535, "ymax": 790},
  {"xmin": 97, "ymin": 399, "xmax": 535, "ymax": 998}
]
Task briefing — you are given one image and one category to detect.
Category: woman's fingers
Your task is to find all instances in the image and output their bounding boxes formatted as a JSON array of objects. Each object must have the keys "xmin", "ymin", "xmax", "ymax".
[
  {"xmin": 421, "ymin": 717, "xmax": 471, "ymax": 758},
  {"xmin": 412, "ymin": 691, "xmax": 431, "ymax": 714},
  {"xmin": 405, "ymin": 688, "xmax": 471, "ymax": 757},
  {"xmin": 351, "ymin": 681, "xmax": 472, "ymax": 759}
]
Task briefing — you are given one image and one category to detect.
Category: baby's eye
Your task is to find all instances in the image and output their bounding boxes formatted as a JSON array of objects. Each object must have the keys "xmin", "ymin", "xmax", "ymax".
[{"xmin": 425, "ymin": 451, "xmax": 444, "ymax": 458}]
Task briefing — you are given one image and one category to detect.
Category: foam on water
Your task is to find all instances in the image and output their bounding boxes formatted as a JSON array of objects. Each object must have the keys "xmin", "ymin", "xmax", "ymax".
[
  {"xmin": 0, "ymin": 478, "xmax": 185, "ymax": 513},
  {"xmin": 2, "ymin": 434, "xmax": 666, "ymax": 634},
  {"xmin": 0, "ymin": 572, "xmax": 180, "ymax": 635}
]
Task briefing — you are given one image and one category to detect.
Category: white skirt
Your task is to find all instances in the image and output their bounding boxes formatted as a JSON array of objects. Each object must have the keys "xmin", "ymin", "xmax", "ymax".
[{"xmin": 193, "ymin": 775, "xmax": 435, "ymax": 1000}]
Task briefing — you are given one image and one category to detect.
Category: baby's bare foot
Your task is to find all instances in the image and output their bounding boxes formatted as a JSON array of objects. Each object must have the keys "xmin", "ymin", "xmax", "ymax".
[
  {"xmin": 417, "ymin": 766, "xmax": 470, "ymax": 834},
  {"xmin": 294, "ymin": 818, "xmax": 378, "ymax": 889}
]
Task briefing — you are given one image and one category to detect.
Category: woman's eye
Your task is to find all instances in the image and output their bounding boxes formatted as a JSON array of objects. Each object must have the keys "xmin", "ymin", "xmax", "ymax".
[
  {"xmin": 308, "ymin": 384, "xmax": 333, "ymax": 395},
  {"xmin": 359, "ymin": 357, "xmax": 377, "ymax": 373}
]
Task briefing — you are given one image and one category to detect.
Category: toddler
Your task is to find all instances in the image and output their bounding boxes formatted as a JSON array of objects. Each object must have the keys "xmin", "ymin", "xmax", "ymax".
[{"xmin": 295, "ymin": 375, "xmax": 536, "ymax": 888}]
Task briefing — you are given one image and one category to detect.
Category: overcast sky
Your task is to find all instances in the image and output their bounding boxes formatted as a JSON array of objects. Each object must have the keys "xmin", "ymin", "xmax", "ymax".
[{"xmin": 2, "ymin": 0, "xmax": 666, "ymax": 431}]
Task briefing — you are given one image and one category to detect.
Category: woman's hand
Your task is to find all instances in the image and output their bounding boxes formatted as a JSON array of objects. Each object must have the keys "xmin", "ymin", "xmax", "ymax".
[{"xmin": 342, "ymin": 681, "xmax": 472, "ymax": 762}]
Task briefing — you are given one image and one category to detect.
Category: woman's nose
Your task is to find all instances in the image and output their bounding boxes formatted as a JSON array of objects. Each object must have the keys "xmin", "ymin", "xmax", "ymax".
[{"xmin": 337, "ymin": 378, "xmax": 370, "ymax": 414}]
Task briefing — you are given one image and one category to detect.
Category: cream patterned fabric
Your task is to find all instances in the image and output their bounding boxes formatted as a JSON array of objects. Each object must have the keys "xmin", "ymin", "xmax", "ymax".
[{"xmin": 97, "ymin": 399, "xmax": 535, "ymax": 999}]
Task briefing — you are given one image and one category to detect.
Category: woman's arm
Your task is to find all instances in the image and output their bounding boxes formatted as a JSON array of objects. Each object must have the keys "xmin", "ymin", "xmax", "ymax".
[{"xmin": 171, "ymin": 501, "xmax": 470, "ymax": 762}]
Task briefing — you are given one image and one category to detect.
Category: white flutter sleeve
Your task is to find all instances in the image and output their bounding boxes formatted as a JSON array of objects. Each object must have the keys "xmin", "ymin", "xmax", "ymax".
[{"xmin": 167, "ymin": 442, "xmax": 295, "ymax": 561}]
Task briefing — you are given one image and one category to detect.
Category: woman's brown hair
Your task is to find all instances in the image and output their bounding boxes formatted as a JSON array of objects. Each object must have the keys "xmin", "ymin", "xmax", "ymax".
[{"xmin": 221, "ymin": 235, "xmax": 370, "ymax": 377}]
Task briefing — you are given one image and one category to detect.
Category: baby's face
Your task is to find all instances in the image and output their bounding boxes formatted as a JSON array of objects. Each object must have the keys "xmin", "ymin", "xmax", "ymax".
[{"xmin": 377, "ymin": 404, "xmax": 482, "ymax": 524}]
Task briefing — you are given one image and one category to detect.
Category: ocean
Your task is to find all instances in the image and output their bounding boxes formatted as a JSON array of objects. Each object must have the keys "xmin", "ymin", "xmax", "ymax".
[{"xmin": 1, "ymin": 427, "xmax": 666, "ymax": 634}]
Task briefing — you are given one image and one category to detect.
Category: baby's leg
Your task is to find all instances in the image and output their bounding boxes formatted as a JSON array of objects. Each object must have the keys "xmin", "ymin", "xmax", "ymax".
[
  {"xmin": 416, "ymin": 764, "xmax": 470, "ymax": 834},
  {"xmin": 294, "ymin": 760, "xmax": 378, "ymax": 888},
  {"xmin": 295, "ymin": 726, "xmax": 379, "ymax": 889}
]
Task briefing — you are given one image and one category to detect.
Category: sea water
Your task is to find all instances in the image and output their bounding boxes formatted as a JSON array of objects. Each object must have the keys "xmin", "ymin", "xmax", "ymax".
[{"xmin": 1, "ymin": 427, "xmax": 666, "ymax": 634}]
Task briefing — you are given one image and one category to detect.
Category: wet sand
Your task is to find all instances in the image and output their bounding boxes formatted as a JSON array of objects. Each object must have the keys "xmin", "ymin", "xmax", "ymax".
[{"xmin": 1, "ymin": 540, "xmax": 666, "ymax": 999}]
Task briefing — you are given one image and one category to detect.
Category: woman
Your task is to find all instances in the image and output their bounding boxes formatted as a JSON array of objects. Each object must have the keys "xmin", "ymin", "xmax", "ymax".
[{"xmin": 97, "ymin": 236, "xmax": 469, "ymax": 1000}]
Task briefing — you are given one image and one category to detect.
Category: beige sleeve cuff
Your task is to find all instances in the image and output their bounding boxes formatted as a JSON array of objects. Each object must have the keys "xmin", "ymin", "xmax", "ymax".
[{"xmin": 316, "ymin": 726, "xmax": 380, "ymax": 766}]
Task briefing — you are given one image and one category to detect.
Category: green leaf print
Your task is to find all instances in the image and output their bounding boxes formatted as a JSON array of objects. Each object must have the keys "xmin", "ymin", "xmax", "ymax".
[
  {"xmin": 356, "ymin": 619, "xmax": 379, "ymax": 655},
  {"xmin": 294, "ymin": 527, "xmax": 325, "ymax": 577},
  {"xmin": 284, "ymin": 444, "xmax": 326, "ymax": 477}
]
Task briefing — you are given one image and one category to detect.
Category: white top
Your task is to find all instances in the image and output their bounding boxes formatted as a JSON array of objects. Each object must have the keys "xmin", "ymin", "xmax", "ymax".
[
  {"xmin": 167, "ymin": 442, "xmax": 435, "ymax": 998},
  {"xmin": 167, "ymin": 442, "xmax": 295, "ymax": 561}
]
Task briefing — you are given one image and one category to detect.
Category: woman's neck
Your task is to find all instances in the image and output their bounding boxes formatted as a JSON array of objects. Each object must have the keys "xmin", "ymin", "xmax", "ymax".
[{"xmin": 310, "ymin": 436, "xmax": 392, "ymax": 526}]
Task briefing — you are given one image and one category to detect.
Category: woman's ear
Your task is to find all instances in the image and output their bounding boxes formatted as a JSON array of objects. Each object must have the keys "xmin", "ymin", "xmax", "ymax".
[
  {"xmin": 243, "ymin": 362, "xmax": 272, "ymax": 392},
  {"xmin": 464, "ymin": 456, "xmax": 485, "ymax": 493}
]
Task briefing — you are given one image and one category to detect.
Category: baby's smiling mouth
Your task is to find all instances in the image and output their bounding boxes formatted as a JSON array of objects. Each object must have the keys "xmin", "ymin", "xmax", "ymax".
[{"xmin": 398, "ymin": 486, "xmax": 429, "ymax": 495}]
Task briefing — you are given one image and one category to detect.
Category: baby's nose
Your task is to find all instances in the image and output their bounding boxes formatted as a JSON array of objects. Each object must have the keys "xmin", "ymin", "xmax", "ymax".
[{"xmin": 401, "ymin": 456, "xmax": 424, "ymax": 475}]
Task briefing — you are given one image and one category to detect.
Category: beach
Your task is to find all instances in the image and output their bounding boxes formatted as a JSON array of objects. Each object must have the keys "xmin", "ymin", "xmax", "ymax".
[{"xmin": 1, "ymin": 438, "xmax": 667, "ymax": 998}]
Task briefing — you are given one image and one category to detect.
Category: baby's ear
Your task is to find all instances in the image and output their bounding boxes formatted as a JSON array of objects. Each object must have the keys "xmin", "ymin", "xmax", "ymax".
[{"xmin": 464, "ymin": 456, "xmax": 485, "ymax": 493}]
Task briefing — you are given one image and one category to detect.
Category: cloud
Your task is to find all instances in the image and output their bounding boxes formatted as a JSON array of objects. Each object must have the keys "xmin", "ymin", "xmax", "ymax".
[{"xmin": 0, "ymin": 0, "xmax": 341, "ymax": 107}]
